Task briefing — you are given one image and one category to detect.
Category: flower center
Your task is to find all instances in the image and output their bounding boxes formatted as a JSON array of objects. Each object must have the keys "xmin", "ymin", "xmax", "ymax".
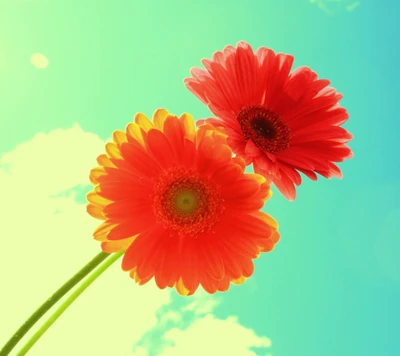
[
  {"xmin": 152, "ymin": 167, "xmax": 225, "ymax": 237},
  {"xmin": 236, "ymin": 105, "xmax": 291, "ymax": 154},
  {"xmin": 175, "ymin": 191, "xmax": 198, "ymax": 213}
]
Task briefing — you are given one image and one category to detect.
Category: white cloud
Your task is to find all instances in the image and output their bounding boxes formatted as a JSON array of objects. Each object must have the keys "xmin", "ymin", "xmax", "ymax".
[
  {"xmin": 0, "ymin": 125, "xmax": 273, "ymax": 356},
  {"xmin": 0, "ymin": 125, "xmax": 171, "ymax": 356},
  {"xmin": 159, "ymin": 314, "xmax": 271, "ymax": 356},
  {"xmin": 0, "ymin": 123, "xmax": 103, "ymax": 196},
  {"xmin": 134, "ymin": 290, "xmax": 271, "ymax": 356},
  {"xmin": 131, "ymin": 346, "xmax": 149, "ymax": 356},
  {"xmin": 181, "ymin": 292, "xmax": 220, "ymax": 315}
]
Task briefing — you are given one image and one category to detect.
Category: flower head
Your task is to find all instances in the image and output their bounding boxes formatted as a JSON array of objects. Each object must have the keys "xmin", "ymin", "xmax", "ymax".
[
  {"xmin": 184, "ymin": 41, "xmax": 353, "ymax": 201},
  {"xmin": 87, "ymin": 109, "xmax": 279, "ymax": 295}
]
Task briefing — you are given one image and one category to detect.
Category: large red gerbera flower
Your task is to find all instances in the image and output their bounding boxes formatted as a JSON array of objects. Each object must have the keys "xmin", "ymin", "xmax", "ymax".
[
  {"xmin": 184, "ymin": 41, "xmax": 353, "ymax": 201},
  {"xmin": 87, "ymin": 109, "xmax": 279, "ymax": 296}
]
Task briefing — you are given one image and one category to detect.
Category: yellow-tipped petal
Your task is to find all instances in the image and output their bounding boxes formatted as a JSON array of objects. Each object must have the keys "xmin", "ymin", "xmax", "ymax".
[
  {"xmin": 232, "ymin": 276, "xmax": 247, "ymax": 285},
  {"xmin": 134, "ymin": 112, "xmax": 154, "ymax": 132},
  {"xmin": 129, "ymin": 267, "xmax": 150, "ymax": 285},
  {"xmin": 89, "ymin": 167, "xmax": 107, "ymax": 184},
  {"xmin": 126, "ymin": 122, "xmax": 145, "ymax": 147},
  {"xmin": 87, "ymin": 204, "xmax": 105, "ymax": 220},
  {"xmin": 89, "ymin": 175, "xmax": 97, "ymax": 186},
  {"xmin": 252, "ymin": 211, "xmax": 279, "ymax": 230},
  {"xmin": 96, "ymin": 154, "xmax": 116, "ymax": 168},
  {"xmin": 105, "ymin": 142, "xmax": 122, "ymax": 159},
  {"xmin": 93, "ymin": 221, "xmax": 116, "ymax": 241},
  {"xmin": 246, "ymin": 173, "xmax": 267, "ymax": 185},
  {"xmin": 102, "ymin": 236, "xmax": 136, "ymax": 253},
  {"xmin": 265, "ymin": 188, "xmax": 273, "ymax": 201},
  {"xmin": 195, "ymin": 124, "xmax": 216, "ymax": 149},
  {"xmin": 175, "ymin": 277, "xmax": 190, "ymax": 296},
  {"xmin": 87, "ymin": 190, "xmax": 112, "ymax": 207},
  {"xmin": 179, "ymin": 113, "xmax": 196, "ymax": 140},
  {"xmin": 232, "ymin": 156, "xmax": 246, "ymax": 171},
  {"xmin": 129, "ymin": 267, "xmax": 139, "ymax": 283},
  {"xmin": 113, "ymin": 130, "xmax": 128, "ymax": 146},
  {"xmin": 153, "ymin": 109, "xmax": 170, "ymax": 130}
]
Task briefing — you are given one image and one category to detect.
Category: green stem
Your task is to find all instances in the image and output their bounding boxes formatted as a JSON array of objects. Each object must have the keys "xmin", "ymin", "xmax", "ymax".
[
  {"xmin": 16, "ymin": 251, "xmax": 124, "ymax": 356},
  {"xmin": 0, "ymin": 251, "xmax": 110, "ymax": 356}
]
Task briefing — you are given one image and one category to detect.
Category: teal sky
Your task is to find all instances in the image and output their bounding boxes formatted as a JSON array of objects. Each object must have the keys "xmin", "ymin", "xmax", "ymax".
[{"xmin": 1, "ymin": 1, "xmax": 399, "ymax": 356}]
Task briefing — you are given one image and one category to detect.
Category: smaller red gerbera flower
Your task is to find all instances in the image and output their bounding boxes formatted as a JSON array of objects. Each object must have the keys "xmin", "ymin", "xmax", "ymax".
[
  {"xmin": 87, "ymin": 109, "xmax": 279, "ymax": 296},
  {"xmin": 184, "ymin": 41, "xmax": 354, "ymax": 201}
]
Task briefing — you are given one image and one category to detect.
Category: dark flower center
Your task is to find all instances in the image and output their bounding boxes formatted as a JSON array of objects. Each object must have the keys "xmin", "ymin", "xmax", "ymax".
[
  {"xmin": 251, "ymin": 117, "xmax": 276, "ymax": 139},
  {"xmin": 236, "ymin": 105, "xmax": 291, "ymax": 154}
]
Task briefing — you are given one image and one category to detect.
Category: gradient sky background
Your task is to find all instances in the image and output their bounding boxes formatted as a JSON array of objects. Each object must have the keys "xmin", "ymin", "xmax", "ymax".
[{"xmin": 1, "ymin": 0, "xmax": 399, "ymax": 355}]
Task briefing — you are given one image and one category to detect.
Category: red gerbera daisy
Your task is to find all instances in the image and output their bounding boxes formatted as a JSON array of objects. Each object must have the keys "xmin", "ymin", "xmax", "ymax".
[
  {"xmin": 87, "ymin": 109, "xmax": 279, "ymax": 296},
  {"xmin": 184, "ymin": 41, "xmax": 354, "ymax": 201}
]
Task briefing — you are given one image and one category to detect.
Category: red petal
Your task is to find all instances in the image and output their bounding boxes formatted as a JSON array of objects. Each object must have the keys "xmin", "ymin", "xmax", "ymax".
[
  {"xmin": 119, "ymin": 142, "xmax": 162, "ymax": 178},
  {"xmin": 297, "ymin": 168, "xmax": 318, "ymax": 181},
  {"xmin": 220, "ymin": 177, "xmax": 261, "ymax": 199},
  {"xmin": 154, "ymin": 234, "xmax": 181, "ymax": 289},
  {"xmin": 264, "ymin": 53, "xmax": 294, "ymax": 108},
  {"xmin": 216, "ymin": 275, "xmax": 231, "ymax": 292},
  {"xmin": 146, "ymin": 129, "xmax": 175, "ymax": 170},
  {"xmin": 291, "ymin": 125, "xmax": 353, "ymax": 145},
  {"xmin": 219, "ymin": 244, "xmax": 243, "ymax": 280},
  {"xmin": 219, "ymin": 231, "xmax": 260, "ymax": 259},
  {"xmin": 272, "ymin": 170, "xmax": 297, "ymax": 201},
  {"xmin": 279, "ymin": 165, "xmax": 302, "ymax": 186},
  {"xmin": 180, "ymin": 238, "xmax": 201, "ymax": 294},
  {"xmin": 163, "ymin": 116, "xmax": 185, "ymax": 164},
  {"xmin": 136, "ymin": 229, "xmax": 169, "ymax": 280},
  {"xmin": 196, "ymin": 138, "xmax": 232, "ymax": 176},
  {"xmin": 103, "ymin": 199, "xmax": 153, "ymax": 220},
  {"xmin": 211, "ymin": 162, "xmax": 243, "ymax": 185},
  {"xmin": 240, "ymin": 257, "xmax": 255, "ymax": 278},
  {"xmin": 121, "ymin": 226, "xmax": 164, "ymax": 270},
  {"xmin": 235, "ymin": 42, "xmax": 257, "ymax": 104},
  {"xmin": 244, "ymin": 139, "xmax": 261, "ymax": 156},
  {"xmin": 209, "ymin": 61, "xmax": 242, "ymax": 112},
  {"xmin": 199, "ymin": 270, "xmax": 218, "ymax": 294},
  {"xmin": 184, "ymin": 77, "xmax": 209, "ymax": 105},
  {"xmin": 107, "ymin": 211, "xmax": 155, "ymax": 240},
  {"xmin": 182, "ymin": 138, "xmax": 196, "ymax": 168},
  {"xmin": 200, "ymin": 240, "xmax": 225, "ymax": 281}
]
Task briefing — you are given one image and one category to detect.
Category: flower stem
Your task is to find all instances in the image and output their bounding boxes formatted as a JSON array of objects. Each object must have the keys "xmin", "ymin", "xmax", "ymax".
[
  {"xmin": 15, "ymin": 251, "xmax": 124, "ymax": 356},
  {"xmin": 0, "ymin": 251, "xmax": 110, "ymax": 356}
]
